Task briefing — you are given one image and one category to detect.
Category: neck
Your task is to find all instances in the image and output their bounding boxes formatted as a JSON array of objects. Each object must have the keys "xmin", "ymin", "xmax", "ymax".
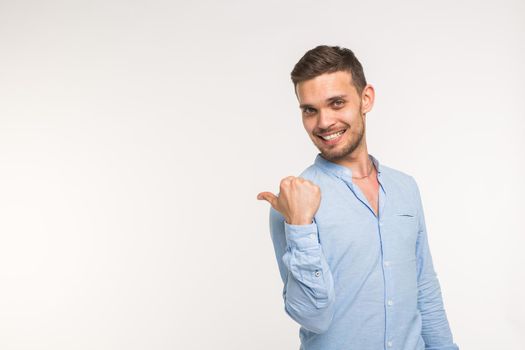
[{"xmin": 329, "ymin": 146, "xmax": 372, "ymax": 179}]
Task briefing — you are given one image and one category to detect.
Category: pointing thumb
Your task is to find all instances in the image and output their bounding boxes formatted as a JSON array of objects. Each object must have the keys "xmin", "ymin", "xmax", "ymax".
[{"xmin": 257, "ymin": 191, "xmax": 278, "ymax": 208}]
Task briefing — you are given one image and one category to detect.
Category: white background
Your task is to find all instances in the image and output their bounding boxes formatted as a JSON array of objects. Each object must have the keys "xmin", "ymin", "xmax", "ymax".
[{"xmin": 1, "ymin": 0, "xmax": 523, "ymax": 349}]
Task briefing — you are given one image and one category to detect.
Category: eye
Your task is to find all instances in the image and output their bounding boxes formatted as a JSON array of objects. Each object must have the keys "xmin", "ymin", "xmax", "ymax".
[
  {"xmin": 303, "ymin": 107, "xmax": 316, "ymax": 115},
  {"xmin": 332, "ymin": 99, "xmax": 345, "ymax": 108}
]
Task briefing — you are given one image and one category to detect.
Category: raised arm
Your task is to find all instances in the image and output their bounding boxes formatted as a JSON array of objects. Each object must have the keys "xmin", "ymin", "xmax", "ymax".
[
  {"xmin": 268, "ymin": 207, "xmax": 335, "ymax": 333},
  {"xmin": 258, "ymin": 176, "xmax": 335, "ymax": 333}
]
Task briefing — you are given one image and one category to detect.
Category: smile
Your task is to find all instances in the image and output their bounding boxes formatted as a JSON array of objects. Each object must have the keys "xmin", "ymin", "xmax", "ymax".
[
  {"xmin": 320, "ymin": 130, "xmax": 346, "ymax": 140},
  {"xmin": 317, "ymin": 129, "xmax": 347, "ymax": 144}
]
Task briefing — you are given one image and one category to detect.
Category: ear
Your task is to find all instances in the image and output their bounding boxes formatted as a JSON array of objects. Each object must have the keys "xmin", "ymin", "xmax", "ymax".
[{"xmin": 360, "ymin": 84, "xmax": 375, "ymax": 114}]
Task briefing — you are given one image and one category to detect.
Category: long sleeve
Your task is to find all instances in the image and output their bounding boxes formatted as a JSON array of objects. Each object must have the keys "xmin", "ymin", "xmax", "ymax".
[
  {"xmin": 412, "ymin": 178, "xmax": 459, "ymax": 350},
  {"xmin": 268, "ymin": 206, "xmax": 336, "ymax": 334}
]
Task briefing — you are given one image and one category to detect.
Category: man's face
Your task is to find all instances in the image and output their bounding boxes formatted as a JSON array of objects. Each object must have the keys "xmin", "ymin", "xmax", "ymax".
[{"xmin": 296, "ymin": 70, "xmax": 369, "ymax": 162}]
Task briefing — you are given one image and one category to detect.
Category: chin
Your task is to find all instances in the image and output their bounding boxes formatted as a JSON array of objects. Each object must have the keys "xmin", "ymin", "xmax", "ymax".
[
  {"xmin": 321, "ymin": 151, "xmax": 344, "ymax": 161},
  {"xmin": 318, "ymin": 147, "xmax": 345, "ymax": 161},
  {"xmin": 318, "ymin": 141, "xmax": 357, "ymax": 161}
]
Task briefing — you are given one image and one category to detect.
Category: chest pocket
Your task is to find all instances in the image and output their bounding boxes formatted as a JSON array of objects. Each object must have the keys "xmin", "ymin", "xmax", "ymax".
[{"xmin": 389, "ymin": 210, "xmax": 419, "ymax": 247}]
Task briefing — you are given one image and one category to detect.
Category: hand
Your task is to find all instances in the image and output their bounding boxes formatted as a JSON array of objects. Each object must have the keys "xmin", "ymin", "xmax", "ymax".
[{"xmin": 257, "ymin": 176, "xmax": 321, "ymax": 225}]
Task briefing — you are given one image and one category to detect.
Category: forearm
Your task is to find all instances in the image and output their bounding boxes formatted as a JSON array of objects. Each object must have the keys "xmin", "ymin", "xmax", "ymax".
[
  {"xmin": 417, "ymin": 271, "xmax": 458, "ymax": 350},
  {"xmin": 282, "ymin": 221, "xmax": 335, "ymax": 333},
  {"xmin": 411, "ymin": 176, "xmax": 459, "ymax": 350},
  {"xmin": 269, "ymin": 208, "xmax": 336, "ymax": 334}
]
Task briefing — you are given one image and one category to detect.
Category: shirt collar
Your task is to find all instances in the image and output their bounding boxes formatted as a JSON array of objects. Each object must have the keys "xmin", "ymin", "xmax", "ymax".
[{"xmin": 314, "ymin": 152, "xmax": 382, "ymax": 180}]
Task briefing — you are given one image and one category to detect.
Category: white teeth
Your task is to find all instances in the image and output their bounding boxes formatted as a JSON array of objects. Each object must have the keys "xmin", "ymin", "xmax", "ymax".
[{"xmin": 321, "ymin": 130, "xmax": 345, "ymax": 140}]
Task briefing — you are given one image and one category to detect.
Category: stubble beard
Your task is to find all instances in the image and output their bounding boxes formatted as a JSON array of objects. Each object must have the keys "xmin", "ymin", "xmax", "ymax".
[{"xmin": 316, "ymin": 115, "xmax": 365, "ymax": 162}]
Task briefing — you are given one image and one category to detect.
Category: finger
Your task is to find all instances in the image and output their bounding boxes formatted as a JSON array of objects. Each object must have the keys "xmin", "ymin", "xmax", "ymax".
[
  {"xmin": 257, "ymin": 191, "xmax": 278, "ymax": 208},
  {"xmin": 280, "ymin": 176, "xmax": 295, "ymax": 185}
]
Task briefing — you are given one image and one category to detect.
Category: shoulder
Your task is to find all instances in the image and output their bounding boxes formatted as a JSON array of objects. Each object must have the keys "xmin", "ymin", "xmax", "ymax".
[
  {"xmin": 298, "ymin": 164, "xmax": 320, "ymax": 180},
  {"xmin": 297, "ymin": 163, "xmax": 334, "ymax": 186},
  {"xmin": 380, "ymin": 163, "xmax": 419, "ymax": 195}
]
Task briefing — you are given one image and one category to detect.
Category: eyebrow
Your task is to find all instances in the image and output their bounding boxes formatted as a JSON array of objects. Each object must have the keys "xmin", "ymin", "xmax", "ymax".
[{"xmin": 299, "ymin": 95, "xmax": 348, "ymax": 109}]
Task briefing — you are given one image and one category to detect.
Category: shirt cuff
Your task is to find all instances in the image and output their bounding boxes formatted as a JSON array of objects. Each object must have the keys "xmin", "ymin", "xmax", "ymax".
[{"xmin": 284, "ymin": 221, "xmax": 319, "ymax": 250}]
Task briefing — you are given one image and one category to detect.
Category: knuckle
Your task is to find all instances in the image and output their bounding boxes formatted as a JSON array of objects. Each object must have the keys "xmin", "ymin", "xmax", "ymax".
[
  {"xmin": 282, "ymin": 176, "xmax": 295, "ymax": 184},
  {"xmin": 280, "ymin": 177, "xmax": 292, "ymax": 188},
  {"xmin": 304, "ymin": 179, "xmax": 317, "ymax": 188}
]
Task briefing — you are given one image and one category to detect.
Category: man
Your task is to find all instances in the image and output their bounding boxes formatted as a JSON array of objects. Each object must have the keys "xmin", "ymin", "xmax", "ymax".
[{"xmin": 257, "ymin": 45, "xmax": 459, "ymax": 350}]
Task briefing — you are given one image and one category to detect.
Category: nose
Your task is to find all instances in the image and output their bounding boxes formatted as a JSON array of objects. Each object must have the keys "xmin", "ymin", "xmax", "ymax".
[{"xmin": 317, "ymin": 108, "xmax": 337, "ymax": 131}]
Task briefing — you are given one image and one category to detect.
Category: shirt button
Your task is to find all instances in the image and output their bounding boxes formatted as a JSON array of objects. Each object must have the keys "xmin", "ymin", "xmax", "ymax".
[
  {"xmin": 384, "ymin": 261, "xmax": 390, "ymax": 267},
  {"xmin": 387, "ymin": 299, "xmax": 393, "ymax": 306},
  {"xmin": 379, "ymin": 221, "xmax": 383, "ymax": 226},
  {"xmin": 314, "ymin": 270, "xmax": 321, "ymax": 277},
  {"xmin": 387, "ymin": 340, "xmax": 393, "ymax": 347}
]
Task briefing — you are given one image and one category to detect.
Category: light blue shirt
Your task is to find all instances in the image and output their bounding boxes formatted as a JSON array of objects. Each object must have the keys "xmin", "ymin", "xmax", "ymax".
[{"xmin": 268, "ymin": 153, "xmax": 459, "ymax": 350}]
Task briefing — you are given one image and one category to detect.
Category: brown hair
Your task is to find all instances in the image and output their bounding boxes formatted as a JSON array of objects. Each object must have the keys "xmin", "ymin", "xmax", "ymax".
[{"xmin": 290, "ymin": 45, "xmax": 367, "ymax": 95}]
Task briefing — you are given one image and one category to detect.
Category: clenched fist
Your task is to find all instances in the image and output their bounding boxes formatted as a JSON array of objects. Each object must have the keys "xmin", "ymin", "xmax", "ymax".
[{"xmin": 257, "ymin": 176, "xmax": 321, "ymax": 225}]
